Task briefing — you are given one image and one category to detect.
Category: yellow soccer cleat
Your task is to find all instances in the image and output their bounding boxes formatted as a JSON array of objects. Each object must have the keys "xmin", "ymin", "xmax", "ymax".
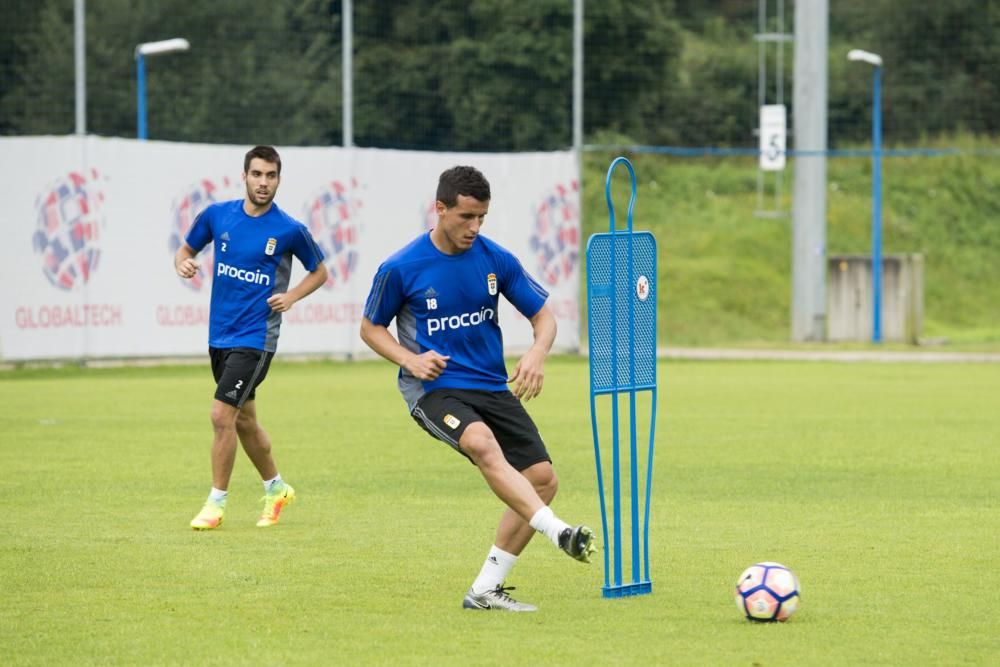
[
  {"xmin": 190, "ymin": 500, "xmax": 225, "ymax": 530},
  {"xmin": 257, "ymin": 483, "xmax": 295, "ymax": 527}
]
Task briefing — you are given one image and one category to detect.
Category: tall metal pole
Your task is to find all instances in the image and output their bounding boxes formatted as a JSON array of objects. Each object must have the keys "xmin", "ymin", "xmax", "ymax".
[
  {"xmin": 871, "ymin": 65, "xmax": 883, "ymax": 343},
  {"xmin": 572, "ymin": 0, "xmax": 585, "ymax": 355},
  {"xmin": 74, "ymin": 0, "xmax": 85, "ymax": 135},
  {"xmin": 342, "ymin": 0, "xmax": 353, "ymax": 147},
  {"xmin": 848, "ymin": 49, "xmax": 884, "ymax": 343},
  {"xmin": 755, "ymin": 0, "xmax": 766, "ymax": 212},
  {"xmin": 136, "ymin": 54, "xmax": 147, "ymax": 140},
  {"xmin": 572, "ymin": 0, "xmax": 583, "ymax": 154},
  {"xmin": 790, "ymin": 0, "xmax": 828, "ymax": 341}
]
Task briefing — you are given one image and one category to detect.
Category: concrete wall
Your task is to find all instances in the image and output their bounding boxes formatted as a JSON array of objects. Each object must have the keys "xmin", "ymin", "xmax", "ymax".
[{"xmin": 827, "ymin": 254, "xmax": 924, "ymax": 343}]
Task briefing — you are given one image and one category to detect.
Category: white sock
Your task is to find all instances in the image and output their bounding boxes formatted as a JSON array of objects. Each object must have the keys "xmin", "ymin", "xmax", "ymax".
[
  {"xmin": 263, "ymin": 474, "xmax": 283, "ymax": 491},
  {"xmin": 529, "ymin": 506, "xmax": 571, "ymax": 547},
  {"xmin": 471, "ymin": 545, "xmax": 518, "ymax": 595},
  {"xmin": 208, "ymin": 487, "xmax": 228, "ymax": 505}
]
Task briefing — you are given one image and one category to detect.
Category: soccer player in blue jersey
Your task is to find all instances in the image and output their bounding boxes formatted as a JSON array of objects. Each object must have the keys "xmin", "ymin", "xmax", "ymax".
[
  {"xmin": 360, "ymin": 165, "xmax": 595, "ymax": 612},
  {"xmin": 174, "ymin": 145, "xmax": 328, "ymax": 530}
]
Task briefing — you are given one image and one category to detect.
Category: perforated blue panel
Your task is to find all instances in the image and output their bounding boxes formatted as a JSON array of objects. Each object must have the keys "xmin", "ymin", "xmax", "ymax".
[{"xmin": 586, "ymin": 231, "xmax": 657, "ymax": 393}]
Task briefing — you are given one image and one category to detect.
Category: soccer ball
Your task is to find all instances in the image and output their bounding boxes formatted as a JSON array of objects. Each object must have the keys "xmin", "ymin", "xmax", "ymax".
[{"xmin": 735, "ymin": 561, "xmax": 800, "ymax": 622}]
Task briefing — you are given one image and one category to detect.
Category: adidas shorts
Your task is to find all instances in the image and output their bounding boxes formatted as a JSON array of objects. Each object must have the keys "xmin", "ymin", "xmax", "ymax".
[
  {"xmin": 209, "ymin": 347, "xmax": 272, "ymax": 408},
  {"xmin": 411, "ymin": 389, "xmax": 551, "ymax": 471}
]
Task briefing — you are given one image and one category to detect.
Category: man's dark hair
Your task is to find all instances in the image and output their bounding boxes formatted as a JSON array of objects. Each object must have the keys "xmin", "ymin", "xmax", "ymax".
[
  {"xmin": 244, "ymin": 145, "xmax": 282, "ymax": 175},
  {"xmin": 436, "ymin": 166, "xmax": 491, "ymax": 206}
]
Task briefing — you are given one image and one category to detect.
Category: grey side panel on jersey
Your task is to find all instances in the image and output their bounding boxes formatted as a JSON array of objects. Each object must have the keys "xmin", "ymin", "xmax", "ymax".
[
  {"xmin": 395, "ymin": 303, "xmax": 426, "ymax": 411},
  {"xmin": 265, "ymin": 253, "xmax": 294, "ymax": 352}
]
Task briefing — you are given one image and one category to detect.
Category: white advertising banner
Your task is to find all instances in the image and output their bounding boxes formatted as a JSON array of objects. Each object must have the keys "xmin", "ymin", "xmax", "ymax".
[{"xmin": 0, "ymin": 137, "xmax": 580, "ymax": 361}]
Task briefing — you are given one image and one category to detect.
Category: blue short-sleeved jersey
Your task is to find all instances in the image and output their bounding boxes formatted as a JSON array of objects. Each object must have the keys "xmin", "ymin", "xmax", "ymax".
[
  {"xmin": 186, "ymin": 200, "xmax": 325, "ymax": 352},
  {"xmin": 363, "ymin": 232, "xmax": 548, "ymax": 410}
]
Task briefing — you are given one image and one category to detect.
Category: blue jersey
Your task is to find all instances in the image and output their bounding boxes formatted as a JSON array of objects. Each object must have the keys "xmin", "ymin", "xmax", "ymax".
[
  {"xmin": 186, "ymin": 199, "xmax": 325, "ymax": 352},
  {"xmin": 363, "ymin": 232, "xmax": 548, "ymax": 410}
]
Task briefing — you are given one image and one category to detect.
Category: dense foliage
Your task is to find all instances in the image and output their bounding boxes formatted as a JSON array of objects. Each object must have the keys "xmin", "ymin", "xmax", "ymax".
[{"xmin": 2, "ymin": 1, "xmax": 997, "ymax": 148}]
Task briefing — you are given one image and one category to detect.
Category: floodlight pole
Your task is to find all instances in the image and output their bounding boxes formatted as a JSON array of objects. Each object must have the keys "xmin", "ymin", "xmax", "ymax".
[
  {"xmin": 848, "ymin": 49, "xmax": 883, "ymax": 343},
  {"xmin": 135, "ymin": 38, "xmax": 190, "ymax": 141},
  {"xmin": 74, "ymin": 0, "xmax": 86, "ymax": 135},
  {"xmin": 342, "ymin": 0, "xmax": 353, "ymax": 146}
]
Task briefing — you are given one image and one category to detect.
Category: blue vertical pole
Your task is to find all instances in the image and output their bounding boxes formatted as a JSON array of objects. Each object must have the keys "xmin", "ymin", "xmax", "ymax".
[
  {"xmin": 608, "ymin": 176, "xmax": 622, "ymax": 589},
  {"xmin": 871, "ymin": 65, "xmax": 882, "ymax": 343},
  {"xmin": 136, "ymin": 54, "xmax": 147, "ymax": 140}
]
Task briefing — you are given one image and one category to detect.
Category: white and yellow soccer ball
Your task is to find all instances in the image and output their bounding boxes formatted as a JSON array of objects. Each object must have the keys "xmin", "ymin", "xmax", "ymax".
[{"xmin": 735, "ymin": 561, "xmax": 801, "ymax": 622}]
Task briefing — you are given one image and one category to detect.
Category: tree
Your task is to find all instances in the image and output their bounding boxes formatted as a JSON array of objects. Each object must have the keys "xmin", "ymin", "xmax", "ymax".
[
  {"xmin": 2, "ymin": 0, "xmax": 998, "ymax": 148},
  {"xmin": 1, "ymin": 0, "xmax": 341, "ymax": 144}
]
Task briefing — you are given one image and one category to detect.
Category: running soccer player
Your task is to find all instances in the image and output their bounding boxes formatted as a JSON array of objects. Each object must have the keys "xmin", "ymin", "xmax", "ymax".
[
  {"xmin": 360, "ymin": 165, "xmax": 595, "ymax": 612},
  {"xmin": 174, "ymin": 145, "xmax": 328, "ymax": 530}
]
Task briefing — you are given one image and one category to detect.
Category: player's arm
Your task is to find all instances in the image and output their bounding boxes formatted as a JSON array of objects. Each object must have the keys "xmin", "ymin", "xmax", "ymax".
[
  {"xmin": 360, "ymin": 317, "xmax": 449, "ymax": 381},
  {"xmin": 508, "ymin": 303, "xmax": 557, "ymax": 401},
  {"xmin": 267, "ymin": 263, "xmax": 328, "ymax": 313},
  {"xmin": 174, "ymin": 243, "xmax": 200, "ymax": 279}
]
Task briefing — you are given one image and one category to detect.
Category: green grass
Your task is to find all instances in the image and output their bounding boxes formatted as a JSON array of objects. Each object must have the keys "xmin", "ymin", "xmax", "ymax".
[
  {"xmin": 582, "ymin": 141, "xmax": 1000, "ymax": 348},
  {"xmin": 3, "ymin": 357, "xmax": 998, "ymax": 665}
]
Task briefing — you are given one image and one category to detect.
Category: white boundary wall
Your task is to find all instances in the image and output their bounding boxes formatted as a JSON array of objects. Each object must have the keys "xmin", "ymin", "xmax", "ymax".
[{"xmin": 0, "ymin": 137, "xmax": 580, "ymax": 361}]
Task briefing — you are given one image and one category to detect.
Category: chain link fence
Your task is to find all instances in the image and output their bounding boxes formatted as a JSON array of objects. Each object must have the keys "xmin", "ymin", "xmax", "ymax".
[{"xmin": 2, "ymin": 1, "xmax": 996, "ymax": 149}]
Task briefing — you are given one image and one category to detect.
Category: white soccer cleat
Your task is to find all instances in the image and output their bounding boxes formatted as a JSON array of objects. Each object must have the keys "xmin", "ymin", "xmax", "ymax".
[{"xmin": 462, "ymin": 585, "xmax": 538, "ymax": 612}]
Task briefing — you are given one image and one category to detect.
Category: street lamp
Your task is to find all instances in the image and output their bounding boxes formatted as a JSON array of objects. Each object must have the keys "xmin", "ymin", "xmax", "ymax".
[
  {"xmin": 847, "ymin": 48, "xmax": 884, "ymax": 343},
  {"xmin": 135, "ymin": 38, "xmax": 190, "ymax": 140}
]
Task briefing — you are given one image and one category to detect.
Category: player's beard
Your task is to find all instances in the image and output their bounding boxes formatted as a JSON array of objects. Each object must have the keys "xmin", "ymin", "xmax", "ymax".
[{"xmin": 246, "ymin": 184, "xmax": 276, "ymax": 207}]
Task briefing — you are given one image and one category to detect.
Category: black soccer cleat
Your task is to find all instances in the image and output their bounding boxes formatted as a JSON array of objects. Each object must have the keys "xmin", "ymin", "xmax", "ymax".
[{"xmin": 558, "ymin": 525, "xmax": 597, "ymax": 563}]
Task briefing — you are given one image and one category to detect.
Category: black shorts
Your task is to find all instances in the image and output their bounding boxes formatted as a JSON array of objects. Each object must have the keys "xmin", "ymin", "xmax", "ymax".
[
  {"xmin": 209, "ymin": 347, "xmax": 272, "ymax": 408},
  {"xmin": 411, "ymin": 389, "xmax": 551, "ymax": 471}
]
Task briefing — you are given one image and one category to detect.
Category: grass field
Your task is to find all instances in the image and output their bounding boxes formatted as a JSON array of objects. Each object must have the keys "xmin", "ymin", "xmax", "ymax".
[{"xmin": 3, "ymin": 357, "xmax": 998, "ymax": 665}]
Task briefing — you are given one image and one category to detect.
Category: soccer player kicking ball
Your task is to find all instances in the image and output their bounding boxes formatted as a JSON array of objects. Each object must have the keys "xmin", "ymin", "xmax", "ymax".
[
  {"xmin": 360, "ymin": 165, "xmax": 596, "ymax": 612},
  {"xmin": 175, "ymin": 145, "xmax": 328, "ymax": 530}
]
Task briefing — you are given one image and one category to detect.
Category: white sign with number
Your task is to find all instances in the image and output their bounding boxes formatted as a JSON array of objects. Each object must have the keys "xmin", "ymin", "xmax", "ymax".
[{"xmin": 759, "ymin": 104, "xmax": 786, "ymax": 171}]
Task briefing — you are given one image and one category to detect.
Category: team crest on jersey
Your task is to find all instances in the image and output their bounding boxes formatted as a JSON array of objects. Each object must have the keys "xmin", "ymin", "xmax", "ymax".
[
  {"xmin": 487, "ymin": 273, "xmax": 497, "ymax": 296},
  {"xmin": 443, "ymin": 414, "xmax": 461, "ymax": 429},
  {"xmin": 265, "ymin": 237, "xmax": 277, "ymax": 256}
]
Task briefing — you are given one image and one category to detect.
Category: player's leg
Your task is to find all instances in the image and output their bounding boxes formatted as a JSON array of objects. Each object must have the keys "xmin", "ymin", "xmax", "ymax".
[
  {"xmin": 461, "ymin": 462, "xmax": 558, "ymax": 612},
  {"xmin": 493, "ymin": 460, "xmax": 558, "ymax": 556},
  {"xmin": 414, "ymin": 389, "xmax": 594, "ymax": 558},
  {"xmin": 459, "ymin": 421, "xmax": 548, "ymax": 520},
  {"xmin": 463, "ymin": 432, "xmax": 594, "ymax": 563},
  {"xmin": 410, "ymin": 393, "xmax": 535, "ymax": 609},
  {"xmin": 235, "ymin": 399, "xmax": 296, "ymax": 527},
  {"xmin": 459, "ymin": 430, "xmax": 589, "ymax": 610},
  {"xmin": 413, "ymin": 390, "xmax": 593, "ymax": 610},
  {"xmin": 459, "ymin": 421, "xmax": 594, "ymax": 558},
  {"xmin": 190, "ymin": 398, "xmax": 239, "ymax": 530},
  {"xmin": 236, "ymin": 400, "xmax": 277, "ymax": 481},
  {"xmin": 476, "ymin": 390, "xmax": 597, "ymax": 563},
  {"xmin": 220, "ymin": 350, "xmax": 293, "ymax": 527},
  {"xmin": 191, "ymin": 347, "xmax": 285, "ymax": 529},
  {"xmin": 209, "ymin": 398, "xmax": 242, "ymax": 489}
]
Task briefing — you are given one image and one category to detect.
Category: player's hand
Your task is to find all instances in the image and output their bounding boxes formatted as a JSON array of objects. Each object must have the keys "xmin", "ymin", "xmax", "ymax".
[
  {"xmin": 267, "ymin": 293, "xmax": 296, "ymax": 312},
  {"xmin": 175, "ymin": 257, "xmax": 200, "ymax": 279},
  {"xmin": 405, "ymin": 350, "xmax": 450, "ymax": 381},
  {"xmin": 508, "ymin": 349, "xmax": 545, "ymax": 401}
]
